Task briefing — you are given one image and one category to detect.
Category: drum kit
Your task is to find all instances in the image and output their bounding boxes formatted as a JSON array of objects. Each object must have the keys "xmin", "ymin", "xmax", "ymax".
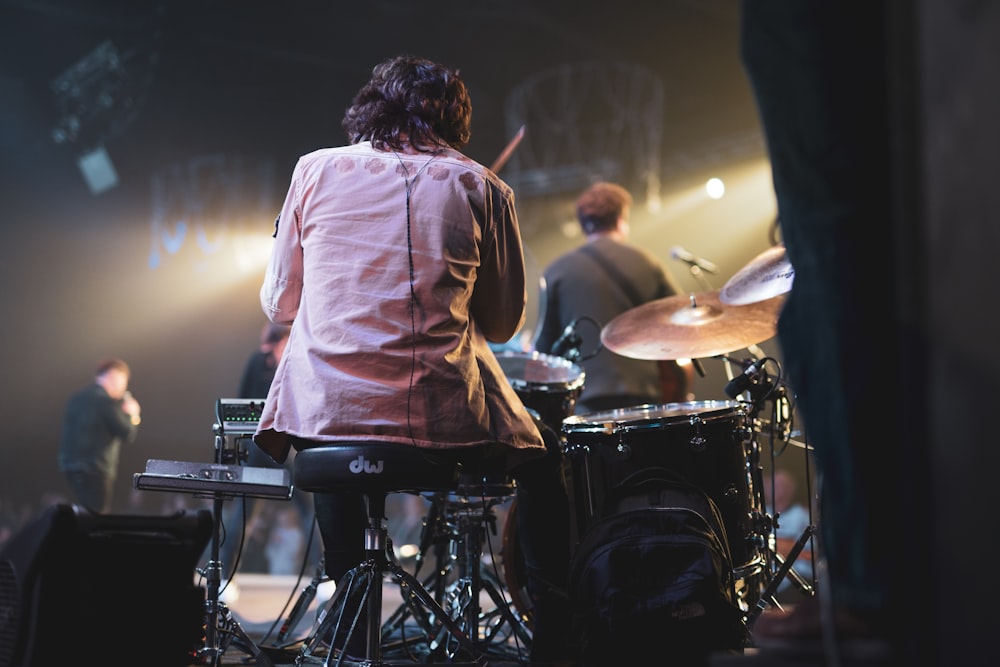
[{"xmin": 492, "ymin": 243, "xmax": 810, "ymax": 639}]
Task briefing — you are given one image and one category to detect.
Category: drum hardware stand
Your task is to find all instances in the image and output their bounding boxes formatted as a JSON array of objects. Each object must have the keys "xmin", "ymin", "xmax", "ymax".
[
  {"xmin": 195, "ymin": 428, "xmax": 277, "ymax": 667},
  {"xmin": 747, "ymin": 524, "xmax": 816, "ymax": 631},
  {"xmin": 440, "ymin": 492, "xmax": 532, "ymax": 659},
  {"xmin": 133, "ymin": 401, "xmax": 293, "ymax": 665},
  {"xmin": 271, "ymin": 557, "xmax": 329, "ymax": 646},
  {"xmin": 295, "ymin": 494, "xmax": 488, "ymax": 667},
  {"xmin": 381, "ymin": 490, "xmax": 532, "ymax": 662},
  {"xmin": 734, "ymin": 364, "xmax": 819, "ymax": 627}
]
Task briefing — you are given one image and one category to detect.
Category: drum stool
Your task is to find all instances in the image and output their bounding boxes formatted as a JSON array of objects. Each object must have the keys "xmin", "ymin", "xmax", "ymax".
[{"xmin": 291, "ymin": 443, "xmax": 488, "ymax": 666}]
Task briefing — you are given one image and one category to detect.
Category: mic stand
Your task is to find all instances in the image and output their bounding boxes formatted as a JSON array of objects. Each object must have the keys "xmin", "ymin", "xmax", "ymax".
[
  {"xmin": 684, "ymin": 264, "xmax": 716, "ymax": 292},
  {"xmin": 196, "ymin": 426, "xmax": 275, "ymax": 667},
  {"xmin": 742, "ymin": 377, "xmax": 818, "ymax": 627}
]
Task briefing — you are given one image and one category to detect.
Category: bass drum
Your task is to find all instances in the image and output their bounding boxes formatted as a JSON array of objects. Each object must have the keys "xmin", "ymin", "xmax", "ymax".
[{"xmin": 561, "ymin": 400, "xmax": 765, "ymax": 573}]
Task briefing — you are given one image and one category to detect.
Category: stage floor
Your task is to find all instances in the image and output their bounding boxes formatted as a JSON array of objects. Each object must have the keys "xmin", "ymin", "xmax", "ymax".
[{"xmin": 199, "ymin": 573, "xmax": 893, "ymax": 667}]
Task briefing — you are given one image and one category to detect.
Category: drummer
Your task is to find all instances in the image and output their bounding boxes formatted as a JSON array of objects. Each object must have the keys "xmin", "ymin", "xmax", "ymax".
[{"xmin": 534, "ymin": 181, "xmax": 694, "ymax": 413}]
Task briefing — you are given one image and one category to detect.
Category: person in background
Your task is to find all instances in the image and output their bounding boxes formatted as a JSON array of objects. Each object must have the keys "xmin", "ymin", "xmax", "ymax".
[
  {"xmin": 252, "ymin": 55, "xmax": 574, "ymax": 664},
  {"xmin": 220, "ymin": 321, "xmax": 319, "ymax": 578},
  {"xmin": 534, "ymin": 181, "xmax": 693, "ymax": 414},
  {"xmin": 239, "ymin": 321, "xmax": 291, "ymax": 398},
  {"xmin": 57, "ymin": 356, "xmax": 142, "ymax": 514}
]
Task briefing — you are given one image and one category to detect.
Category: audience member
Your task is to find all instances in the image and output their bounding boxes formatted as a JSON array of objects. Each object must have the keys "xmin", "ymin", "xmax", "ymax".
[{"xmin": 219, "ymin": 321, "xmax": 319, "ymax": 578}]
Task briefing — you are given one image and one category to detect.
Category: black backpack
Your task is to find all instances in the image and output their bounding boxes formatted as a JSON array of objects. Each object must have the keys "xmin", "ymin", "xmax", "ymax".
[{"xmin": 568, "ymin": 469, "xmax": 749, "ymax": 664}]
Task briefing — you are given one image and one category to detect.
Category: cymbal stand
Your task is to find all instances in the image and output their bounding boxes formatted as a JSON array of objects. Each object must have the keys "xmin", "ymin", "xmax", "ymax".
[
  {"xmin": 747, "ymin": 524, "xmax": 816, "ymax": 630},
  {"xmin": 738, "ymin": 369, "xmax": 818, "ymax": 617},
  {"xmin": 196, "ymin": 428, "xmax": 275, "ymax": 667}
]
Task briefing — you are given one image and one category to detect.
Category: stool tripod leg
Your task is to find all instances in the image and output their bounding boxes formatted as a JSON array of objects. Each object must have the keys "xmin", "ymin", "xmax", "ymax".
[{"xmin": 298, "ymin": 565, "xmax": 372, "ymax": 664}]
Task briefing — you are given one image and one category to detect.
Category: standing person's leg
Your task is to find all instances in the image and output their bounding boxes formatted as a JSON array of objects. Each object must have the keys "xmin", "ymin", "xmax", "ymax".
[{"xmin": 741, "ymin": 0, "xmax": 899, "ymax": 637}]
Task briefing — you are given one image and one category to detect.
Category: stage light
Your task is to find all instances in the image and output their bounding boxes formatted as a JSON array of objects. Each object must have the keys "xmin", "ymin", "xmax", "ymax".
[
  {"xmin": 706, "ymin": 177, "xmax": 726, "ymax": 199},
  {"xmin": 76, "ymin": 144, "xmax": 119, "ymax": 195}
]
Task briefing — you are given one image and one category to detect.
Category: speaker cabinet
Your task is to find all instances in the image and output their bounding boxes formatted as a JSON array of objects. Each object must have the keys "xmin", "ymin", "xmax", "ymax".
[{"xmin": 0, "ymin": 504, "xmax": 212, "ymax": 667}]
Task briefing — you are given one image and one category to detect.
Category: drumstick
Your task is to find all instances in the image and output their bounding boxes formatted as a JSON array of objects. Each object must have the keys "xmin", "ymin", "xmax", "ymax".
[{"xmin": 489, "ymin": 125, "xmax": 526, "ymax": 173}]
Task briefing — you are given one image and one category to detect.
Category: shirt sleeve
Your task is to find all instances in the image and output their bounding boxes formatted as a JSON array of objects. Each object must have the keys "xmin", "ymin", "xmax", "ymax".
[
  {"xmin": 260, "ymin": 159, "xmax": 305, "ymax": 324},
  {"xmin": 471, "ymin": 179, "xmax": 527, "ymax": 343}
]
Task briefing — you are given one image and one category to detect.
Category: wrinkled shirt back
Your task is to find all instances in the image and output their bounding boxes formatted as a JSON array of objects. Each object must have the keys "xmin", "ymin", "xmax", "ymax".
[{"xmin": 254, "ymin": 142, "xmax": 544, "ymax": 464}]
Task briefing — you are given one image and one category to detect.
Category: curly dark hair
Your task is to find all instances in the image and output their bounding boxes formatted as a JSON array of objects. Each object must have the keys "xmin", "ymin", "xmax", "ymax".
[{"xmin": 341, "ymin": 55, "xmax": 472, "ymax": 152}]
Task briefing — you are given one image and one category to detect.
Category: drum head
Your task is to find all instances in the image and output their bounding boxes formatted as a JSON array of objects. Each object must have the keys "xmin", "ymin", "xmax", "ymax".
[
  {"xmin": 495, "ymin": 351, "xmax": 585, "ymax": 393},
  {"xmin": 562, "ymin": 400, "xmax": 744, "ymax": 435}
]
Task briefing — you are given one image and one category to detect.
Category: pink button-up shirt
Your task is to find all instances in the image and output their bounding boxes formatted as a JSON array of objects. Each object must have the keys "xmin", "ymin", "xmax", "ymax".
[{"xmin": 253, "ymin": 142, "xmax": 544, "ymax": 465}]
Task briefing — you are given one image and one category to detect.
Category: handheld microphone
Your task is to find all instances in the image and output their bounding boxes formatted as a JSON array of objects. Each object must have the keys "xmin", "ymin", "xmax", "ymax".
[
  {"xmin": 550, "ymin": 320, "xmax": 582, "ymax": 360},
  {"xmin": 724, "ymin": 358, "xmax": 765, "ymax": 398},
  {"xmin": 670, "ymin": 246, "xmax": 719, "ymax": 274}
]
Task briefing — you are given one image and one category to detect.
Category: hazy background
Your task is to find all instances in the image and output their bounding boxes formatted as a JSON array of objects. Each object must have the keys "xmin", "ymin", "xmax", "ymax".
[{"xmin": 0, "ymin": 0, "xmax": 802, "ymax": 520}]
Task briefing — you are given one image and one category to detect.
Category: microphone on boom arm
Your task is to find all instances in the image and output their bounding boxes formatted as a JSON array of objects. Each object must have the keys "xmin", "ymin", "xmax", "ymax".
[
  {"xmin": 550, "ymin": 320, "xmax": 583, "ymax": 362},
  {"xmin": 724, "ymin": 358, "xmax": 767, "ymax": 399},
  {"xmin": 670, "ymin": 246, "xmax": 720, "ymax": 274}
]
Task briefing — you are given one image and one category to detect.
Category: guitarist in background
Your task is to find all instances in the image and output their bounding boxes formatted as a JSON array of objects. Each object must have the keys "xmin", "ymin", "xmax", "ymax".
[
  {"xmin": 534, "ymin": 181, "xmax": 694, "ymax": 414},
  {"xmin": 218, "ymin": 322, "xmax": 319, "ymax": 578}
]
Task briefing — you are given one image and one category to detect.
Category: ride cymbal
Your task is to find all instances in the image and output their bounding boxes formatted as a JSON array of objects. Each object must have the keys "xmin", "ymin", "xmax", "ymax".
[
  {"xmin": 720, "ymin": 244, "xmax": 794, "ymax": 305},
  {"xmin": 600, "ymin": 290, "xmax": 785, "ymax": 360}
]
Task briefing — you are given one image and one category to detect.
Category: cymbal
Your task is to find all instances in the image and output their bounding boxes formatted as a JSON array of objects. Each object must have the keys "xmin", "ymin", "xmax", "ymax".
[
  {"xmin": 720, "ymin": 244, "xmax": 794, "ymax": 305},
  {"xmin": 600, "ymin": 290, "xmax": 785, "ymax": 360}
]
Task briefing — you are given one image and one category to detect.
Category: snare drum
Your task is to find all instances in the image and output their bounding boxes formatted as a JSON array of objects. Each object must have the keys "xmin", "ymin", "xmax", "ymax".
[
  {"xmin": 561, "ymin": 400, "xmax": 763, "ymax": 570},
  {"xmin": 495, "ymin": 351, "xmax": 585, "ymax": 435}
]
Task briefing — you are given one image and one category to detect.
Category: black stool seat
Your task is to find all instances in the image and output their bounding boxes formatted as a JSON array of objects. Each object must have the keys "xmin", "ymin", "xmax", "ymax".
[{"xmin": 293, "ymin": 442, "xmax": 462, "ymax": 494}]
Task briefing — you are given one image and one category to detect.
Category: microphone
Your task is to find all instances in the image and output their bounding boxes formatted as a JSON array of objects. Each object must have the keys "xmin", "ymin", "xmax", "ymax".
[
  {"xmin": 670, "ymin": 246, "xmax": 719, "ymax": 274},
  {"xmin": 550, "ymin": 320, "xmax": 582, "ymax": 360},
  {"xmin": 724, "ymin": 358, "xmax": 765, "ymax": 398}
]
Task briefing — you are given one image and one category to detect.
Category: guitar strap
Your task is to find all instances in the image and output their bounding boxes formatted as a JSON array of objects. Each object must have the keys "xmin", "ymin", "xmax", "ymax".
[
  {"xmin": 579, "ymin": 243, "xmax": 645, "ymax": 308},
  {"xmin": 579, "ymin": 243, "xmax": 702, "ymax": 384}
]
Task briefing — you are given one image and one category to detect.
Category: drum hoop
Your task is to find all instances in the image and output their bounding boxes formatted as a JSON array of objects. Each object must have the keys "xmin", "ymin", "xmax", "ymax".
[
  {"xmin": 562, "ymin": 400, "xmax": 745, "ymax": 435},
  {"xmin": 508, "ymin": 375, "xmax": 585, "ymax": 393}
]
